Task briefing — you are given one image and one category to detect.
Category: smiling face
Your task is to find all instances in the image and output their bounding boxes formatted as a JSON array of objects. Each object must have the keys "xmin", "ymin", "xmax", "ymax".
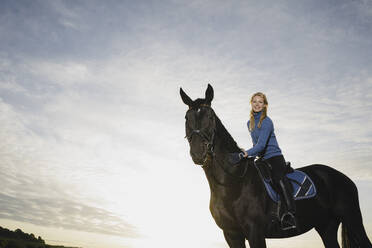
[{"xmin": 251, "ymin": 94, "xmax": 267, "ymax": 113}]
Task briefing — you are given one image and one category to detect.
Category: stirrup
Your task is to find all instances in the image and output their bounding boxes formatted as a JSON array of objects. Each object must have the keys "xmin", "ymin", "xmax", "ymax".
[{"xmin": 280, "ymin": 212, "xmax": 297, "ymax": 230}]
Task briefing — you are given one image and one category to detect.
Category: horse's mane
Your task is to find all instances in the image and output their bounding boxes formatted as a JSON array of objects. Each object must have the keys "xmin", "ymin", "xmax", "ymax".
[
  {"xmin": 214, "ymin": 114, "xmax": 241, "ymax": 153},
  {"xmin": 190, "ymin": 99, "xmax": 241, "ymax": 154}
]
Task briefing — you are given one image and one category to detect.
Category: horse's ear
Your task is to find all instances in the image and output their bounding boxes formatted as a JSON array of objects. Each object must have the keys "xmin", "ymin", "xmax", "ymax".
[
  {"xmin": 180, "ymin": 87, "xmax": 193, "ymax": 106},
  {"xmin": 205, "ymin": 84, "xmax": 214, "ymax": 105}
]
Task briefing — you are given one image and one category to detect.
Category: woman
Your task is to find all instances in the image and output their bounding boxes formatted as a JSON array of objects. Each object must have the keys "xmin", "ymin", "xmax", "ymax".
[{"xmin": 241, "ymin": 92, "xmax": 297, "ymax": 230}]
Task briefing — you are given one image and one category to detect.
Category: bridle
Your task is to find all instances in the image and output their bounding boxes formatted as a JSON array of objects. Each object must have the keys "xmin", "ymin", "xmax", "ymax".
[
  {"xmin": 184, "ymin": 104, "xmax": 216, "ymax": 167},
  {"xmin": 184, "ymin": 105, "xmax": 249, "ymax": 186}
]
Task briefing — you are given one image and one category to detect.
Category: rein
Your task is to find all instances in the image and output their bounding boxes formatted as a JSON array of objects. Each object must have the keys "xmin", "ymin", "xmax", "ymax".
[{"xmin": 203, "ymin": 154, "xmax": 250, "ymax": 187}]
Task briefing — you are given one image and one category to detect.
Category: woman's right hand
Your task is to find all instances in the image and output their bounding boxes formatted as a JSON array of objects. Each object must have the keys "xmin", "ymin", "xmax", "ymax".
[{"xmin": 240, "ymin": 148, "xmax": 248, "ymax": 158}]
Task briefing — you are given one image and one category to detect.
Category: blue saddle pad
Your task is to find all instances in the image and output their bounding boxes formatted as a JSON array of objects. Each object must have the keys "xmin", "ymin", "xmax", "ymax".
[{"xmin": 263, "ymin": 170, "xmax": 317, "ymax": 202}]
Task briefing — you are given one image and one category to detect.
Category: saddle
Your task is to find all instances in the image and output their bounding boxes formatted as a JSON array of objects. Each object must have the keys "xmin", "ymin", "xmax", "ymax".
[{"xmin": 254, "ymin": 159, "xmax": 317, "ymax": 203}]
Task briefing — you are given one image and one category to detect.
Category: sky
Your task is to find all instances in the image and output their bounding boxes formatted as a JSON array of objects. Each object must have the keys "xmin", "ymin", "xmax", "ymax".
[{"xmin": 0, "ymin": 0, "xmax": 372, "ymax": 247}]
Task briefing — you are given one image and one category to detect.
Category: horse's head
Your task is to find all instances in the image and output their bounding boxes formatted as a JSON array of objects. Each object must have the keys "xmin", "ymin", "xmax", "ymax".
[{"xmin": 180, "ymin": 84, "xmax": 216, "ymax": 165}]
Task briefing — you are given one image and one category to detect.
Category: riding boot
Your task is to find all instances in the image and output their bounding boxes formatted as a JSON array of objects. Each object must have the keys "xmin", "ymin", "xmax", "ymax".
[{"xmin": 279, "ymin": 177, "xmax": 297, "ymax": 230}]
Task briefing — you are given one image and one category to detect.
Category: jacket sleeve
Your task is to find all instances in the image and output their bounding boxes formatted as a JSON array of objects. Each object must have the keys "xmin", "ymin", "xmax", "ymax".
[{"xmin": 246, "ymin": 119, "xmax": 273, "ymax": 157}]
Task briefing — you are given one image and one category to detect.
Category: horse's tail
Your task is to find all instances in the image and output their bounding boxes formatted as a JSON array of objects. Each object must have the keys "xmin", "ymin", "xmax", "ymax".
[
  {"xmin": 341, "ymin": 223, "xmax": 354, "ymax": 248},
  {"xmin": 337, "ymin": 169, "xmax": 372, "ymax": 248},
  {"xmin": 341, "ymin": 216, "xmax": 372, "ymax": 248}
]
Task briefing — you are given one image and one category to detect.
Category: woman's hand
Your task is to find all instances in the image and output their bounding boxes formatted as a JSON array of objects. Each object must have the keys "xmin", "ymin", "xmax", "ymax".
[{"xmin": 240, "ymin": 148, "xmax": 248, "ymax": 158}]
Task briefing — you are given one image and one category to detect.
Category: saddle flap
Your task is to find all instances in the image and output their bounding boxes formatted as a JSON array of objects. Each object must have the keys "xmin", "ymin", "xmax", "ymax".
[{"xmin": 254, "ymin": 160, "xmax": 317, "ymax": 202}]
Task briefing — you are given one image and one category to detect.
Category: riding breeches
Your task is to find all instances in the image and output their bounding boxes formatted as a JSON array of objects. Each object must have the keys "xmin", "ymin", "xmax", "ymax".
[{"xmin": 264, "ymin": 155, "xmax": 287, "ymax": 185}]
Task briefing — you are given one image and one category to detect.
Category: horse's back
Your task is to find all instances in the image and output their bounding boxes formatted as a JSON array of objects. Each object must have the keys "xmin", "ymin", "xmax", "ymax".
[
  {"xmin": 297, "ymin": 164, "xmax": 356, "ymax": 192},
  {"xmin": 297, "ymin": 164, "xmax": 359, "ymax": 215}
]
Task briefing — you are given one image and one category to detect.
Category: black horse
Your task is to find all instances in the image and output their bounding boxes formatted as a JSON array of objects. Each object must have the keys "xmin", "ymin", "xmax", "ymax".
[{"xmin": 180, "ymin": 84, "xmax": 371, "ymax": 248}]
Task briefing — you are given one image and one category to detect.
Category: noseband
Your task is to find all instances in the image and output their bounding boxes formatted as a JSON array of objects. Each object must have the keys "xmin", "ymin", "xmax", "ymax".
[{"xmin": 186, "ymin": 129, "xmax": 215, "ymax": 152}]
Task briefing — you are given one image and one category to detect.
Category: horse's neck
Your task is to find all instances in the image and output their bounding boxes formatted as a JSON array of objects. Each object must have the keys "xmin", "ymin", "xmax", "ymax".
[
  {"xmin": 204, "ymin": 117, "xmax": 256, "ymax": 189},
  {"xmin": 204, "ymin": 138, "xmax": 243, "ymax": 192}
]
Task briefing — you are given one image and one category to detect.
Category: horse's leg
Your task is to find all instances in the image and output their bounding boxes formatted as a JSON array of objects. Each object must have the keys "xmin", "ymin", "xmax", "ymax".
[
  {"xmin": 315, "ymin": 218, "xmax": 340, "ymax": 248},
  {"xmin": 223, "ymin": 230, "xmax": 246, "ymax": 248},
  {"xmin": 244, "ymin": 227, "xmax": 266, "ymax": 248},
  {"xmin": 246, "ymin": 233, "xmax": 266, "ymax": 248}
]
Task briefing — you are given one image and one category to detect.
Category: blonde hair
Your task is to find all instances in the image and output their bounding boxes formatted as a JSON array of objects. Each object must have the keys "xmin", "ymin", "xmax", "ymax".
[{"xmin": 249, "ymin": 92, "xmax": 268, "ymax": 131}]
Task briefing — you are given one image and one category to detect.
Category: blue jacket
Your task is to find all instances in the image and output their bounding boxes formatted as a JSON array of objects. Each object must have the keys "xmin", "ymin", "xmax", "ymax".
[{"xmin": 246, "ymin": 111, "xmax": 282, "ymax": 159}]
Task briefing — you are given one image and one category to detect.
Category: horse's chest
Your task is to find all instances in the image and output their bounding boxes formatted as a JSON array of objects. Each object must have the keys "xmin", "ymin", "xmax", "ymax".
[{"xmin": 209, "ymin": 196, "xmax": 239, "ymax": 230}]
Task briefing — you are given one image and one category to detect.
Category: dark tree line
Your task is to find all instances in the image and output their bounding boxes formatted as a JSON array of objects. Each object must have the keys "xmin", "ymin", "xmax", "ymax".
[
  {"xmin": 0, "ymin": 227, "xmax": 44, "ymax": 244},
  {"xmin": 0, "ymin": 227, "xmax": 78, "ymax": 248}
]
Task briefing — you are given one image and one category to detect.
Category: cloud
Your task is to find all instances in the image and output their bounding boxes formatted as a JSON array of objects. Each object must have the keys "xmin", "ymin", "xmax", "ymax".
[
  {"xmin": 0, "ymin": 96, "xmax": 140, "ymax": 237},
  {"xmin": 0, "ymin": 192, "xmax": 138, "ymax": 238},
  {"xmin": 1, "ymin": 1, "xmax": 372, "ymax": 247},
  {"xmin": 28, "ymin": 61, "xmax": 90, "ymax": 86}
]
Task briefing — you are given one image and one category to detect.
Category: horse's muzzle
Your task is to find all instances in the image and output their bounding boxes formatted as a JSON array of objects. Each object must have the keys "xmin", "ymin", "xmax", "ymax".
[{"xmin": 190, "ymin": 148, "xmax": 208, "ymax": 165}]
